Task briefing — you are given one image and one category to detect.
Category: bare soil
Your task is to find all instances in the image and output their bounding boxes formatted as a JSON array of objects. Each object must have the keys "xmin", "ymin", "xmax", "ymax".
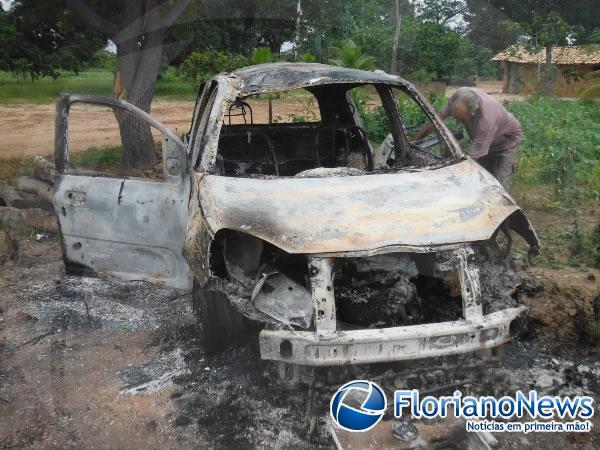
[
  {"xmin": 0, "ymin": 81, "xmax": 518, "ymax": 160},
  {"xmin": 0, "ymin": 98, "xmax": 316, "ymax": 159},
  {"xmin": 0, "ymin": 208, "xmax": 599, "ymax": 449}
]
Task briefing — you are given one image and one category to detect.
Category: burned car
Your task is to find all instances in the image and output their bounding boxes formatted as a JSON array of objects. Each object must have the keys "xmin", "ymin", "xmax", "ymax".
[{"xmin": 53, "ymin": 63, "xmax": 539, "ymax": 371}]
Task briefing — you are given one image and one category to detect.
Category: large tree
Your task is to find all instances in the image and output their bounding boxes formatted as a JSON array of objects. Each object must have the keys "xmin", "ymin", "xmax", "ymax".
[
  {"xmin": 5, "ymin": 0, "xmax": 106, "ymax": 80},
  {"xmin": 67, "ymin": 0, "xmax": 191, "ymax": 169},
  {"xmin": 463, "ymin": 0, "xmax": 522, "ymax": 54},
  {"xmin": 417, "ymin": 0, "xmax": 468, "ymax": 28}
]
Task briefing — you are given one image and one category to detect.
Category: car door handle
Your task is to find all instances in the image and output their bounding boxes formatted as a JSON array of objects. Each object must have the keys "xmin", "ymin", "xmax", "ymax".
[{"xmin": 65, "ymin": 190, "xmax": 86, "ymax": 205}]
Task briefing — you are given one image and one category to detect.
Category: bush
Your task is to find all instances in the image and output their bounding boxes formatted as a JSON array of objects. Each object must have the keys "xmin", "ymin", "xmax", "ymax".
[
  {"xmin": 90, "ymin": 50, "xmax": 116, "ymax": 71},
  {"xmin": 178, "ymin": 48, "xmax": 248, "ymax": 86},
  {"xmin": 507, "ymin": 98, "xmax": 600, "ymax": 201},
  {"xmin": 251, "ymin": 47, "xmax": 274, "ymax": 65},
  {"xmin": 579, "ymin": 84, "xmax": 600, "ymax": 101},
  {"xmin": 302, "ymin": 53, "xmax": 316, "ymax": 63}
]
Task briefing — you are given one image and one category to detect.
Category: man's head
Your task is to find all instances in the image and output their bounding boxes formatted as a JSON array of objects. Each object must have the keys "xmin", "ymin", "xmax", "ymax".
[{"xmin": 449, "ymin": 87, "xmax": 480, "ymax": 123}]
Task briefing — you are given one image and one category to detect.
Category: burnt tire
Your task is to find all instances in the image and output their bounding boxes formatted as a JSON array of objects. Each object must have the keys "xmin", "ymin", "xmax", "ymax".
[{"xmin": 193, "ymin": 277, "xmax": 245, "ymax": 354}]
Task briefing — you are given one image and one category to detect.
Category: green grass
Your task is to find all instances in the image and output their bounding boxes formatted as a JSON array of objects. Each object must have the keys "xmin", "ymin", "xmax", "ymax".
[
  {"xmin": 0, "ymin": 69, "xmax": 196, "ymax": 104},
  {"xmin": 506, "ymin": 98, "xmax": 600, "ymax": 269},
  {"xmin": 0, "ymin": 155, "xmax": 38, "ymax": 182},
  {"xmin": 70, "ymin": 145, "xmax": 122, "ymax": 172},
  {"xmin": 508, "ymin": 98, "xmax": 600, "ymax": 205}
]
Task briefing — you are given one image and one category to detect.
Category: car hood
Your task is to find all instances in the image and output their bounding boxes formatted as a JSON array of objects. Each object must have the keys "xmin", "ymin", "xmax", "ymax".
[{"xmin": 198, "ymin": 159, "xmax": 536, "ymax": 254}]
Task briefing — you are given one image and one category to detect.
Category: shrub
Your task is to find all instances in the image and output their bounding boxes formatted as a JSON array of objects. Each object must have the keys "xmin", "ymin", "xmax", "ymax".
[
  {"xmin": 507, "ymin": 98, "xmax": 600, "ymax": 201},
  {"xmin": 178, "ymin": 48, "xmax": 248, "ymax": 86},
  {"xmin": 579, "ymin": 84, "xmax": 600, "ymax": 101},
  {"xmin": 302, "ymin": 53, "xmax": 316, "ymax": 63},
  {"xmin": 251, "ymin": 47, "xmax": 274, "ymax": 65}
]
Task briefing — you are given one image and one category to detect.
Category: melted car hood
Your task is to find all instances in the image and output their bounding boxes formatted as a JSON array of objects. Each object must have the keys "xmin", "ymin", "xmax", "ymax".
[{"xmin": 199, "ymin": 159, "xmax": 528, "ymax": 254}]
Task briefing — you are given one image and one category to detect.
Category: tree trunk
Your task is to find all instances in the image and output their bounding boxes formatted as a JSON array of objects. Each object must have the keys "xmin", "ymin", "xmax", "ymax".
[
  {"xmin": 112, "ymin": 1, "xmax": 164, "ymax": 170},
  {"xmin": 66, "ymin": 0, "xmax": 189, "ymax": 170},
  {"xmin": 391, "ymin": 0, "xmax": 401, "ymax": 75},
  {"xmin": 543, "ymin": 43, "xmax": 554, "ymax": 96},
  {"xmin": 293, "ymin": 0, "xmax": 302, "ymax": 59}
]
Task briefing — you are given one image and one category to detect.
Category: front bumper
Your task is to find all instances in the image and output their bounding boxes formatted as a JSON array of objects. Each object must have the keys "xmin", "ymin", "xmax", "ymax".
[
  {"xmin": 258, "ymin": 247, "xmax": 526, "ymax": 366},
  {"xmin": 259, "ymin": 306, "xmax": 526, "ymax": 366}
]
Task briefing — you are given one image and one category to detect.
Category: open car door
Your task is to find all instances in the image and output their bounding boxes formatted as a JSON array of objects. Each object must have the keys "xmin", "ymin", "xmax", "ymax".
[{"xmin": 53, "ymin": 95, "xmax": 191, "ymax": 291}]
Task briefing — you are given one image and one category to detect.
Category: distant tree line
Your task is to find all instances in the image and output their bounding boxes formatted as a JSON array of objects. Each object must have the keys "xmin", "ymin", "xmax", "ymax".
[{"xmin": 1, "ymin": 0, "xmax": 598, "ymax": 168}]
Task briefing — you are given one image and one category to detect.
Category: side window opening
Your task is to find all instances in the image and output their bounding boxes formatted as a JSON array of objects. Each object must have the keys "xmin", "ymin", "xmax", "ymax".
[
  {"xmin": 67, "ymin": 103, "xmax": 166, "ymax": 179},
  {"xmin": 356, "ymin": 85, "xmax": 457, "ymax": 169},
  {"xmin": 393, "ymin": 87, "xmax": 451, "ymax": 160}
]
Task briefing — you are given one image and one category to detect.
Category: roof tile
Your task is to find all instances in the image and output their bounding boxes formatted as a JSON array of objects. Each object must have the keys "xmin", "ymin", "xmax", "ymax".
[{"xmin": 492, "ymin": 45, "xmax": 600, "ymax": 65}]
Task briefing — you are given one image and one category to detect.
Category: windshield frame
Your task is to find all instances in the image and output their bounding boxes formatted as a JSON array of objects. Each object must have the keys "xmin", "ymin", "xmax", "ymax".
[{"xmin": 198, "ymin": 75, "xmax": 465, "ymax": 176}]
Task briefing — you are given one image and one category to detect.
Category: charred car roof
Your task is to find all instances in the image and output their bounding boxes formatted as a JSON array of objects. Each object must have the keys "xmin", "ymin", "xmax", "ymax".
[{"xmin": 230, "ymin": 62, "xmax": 405, "ymax": 94}]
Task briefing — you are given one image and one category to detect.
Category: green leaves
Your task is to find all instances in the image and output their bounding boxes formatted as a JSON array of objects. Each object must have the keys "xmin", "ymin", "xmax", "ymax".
[
  {"xmin": 251, "ymin": 47, "xmax": 274, "ymax": 65},
  {"xmin": 329, "ymin": 39, "xmax": 376, "ymax": 70},
  {"xmin": 508, "ymin": 98, "xmax": 600, "ymax": 201},
  {"xmin": 178, "ymin": 48, "xmax": 248, "ymax": 86}
]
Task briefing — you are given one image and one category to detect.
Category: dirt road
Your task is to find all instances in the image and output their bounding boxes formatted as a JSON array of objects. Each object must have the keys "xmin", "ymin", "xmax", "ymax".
[
  {"xmin": 0, "ymin": 97, "xmax": 317, "ymax": 159},
  {"xmin": 1, "ymin": 225, "xmax": 599, "ymax": 448},
  {"xmin": 0, "ymin": 101, "xmax": 196, "ymax": 159}
]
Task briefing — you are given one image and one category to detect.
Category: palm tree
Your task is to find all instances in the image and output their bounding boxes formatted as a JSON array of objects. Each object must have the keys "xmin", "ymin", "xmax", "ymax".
[{"xmin": 329, "ymin": 39, "xmax": 376, "ymax": 70}]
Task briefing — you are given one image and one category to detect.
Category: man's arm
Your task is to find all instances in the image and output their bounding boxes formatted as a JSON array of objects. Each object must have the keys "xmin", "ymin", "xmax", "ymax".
[
  {"xmin": 468, "ymin": 124, "xmax": 497, "ymax": 159},
  {"xmin": 413, "ymin": 109, "xmax": 450, "ymax": 141}
]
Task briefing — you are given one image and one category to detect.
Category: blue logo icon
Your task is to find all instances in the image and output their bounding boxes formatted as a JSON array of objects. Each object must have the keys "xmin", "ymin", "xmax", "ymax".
[{"xmin": 330, "ymin": 380, "xmax": 387, "ymax": 432}]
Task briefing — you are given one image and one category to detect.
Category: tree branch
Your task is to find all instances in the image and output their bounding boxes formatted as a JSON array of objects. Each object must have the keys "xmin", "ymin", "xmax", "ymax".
[
  {"xmin": 161, "ymin": 0, "xmax": 191, "ymax": 28},
  {"xmin": 440, "ymin": 6, "xmax": 469, "ymax": 26},
  {"xmin": 66, "ymin": 0, "xmax": 119, "ymax": 37}
]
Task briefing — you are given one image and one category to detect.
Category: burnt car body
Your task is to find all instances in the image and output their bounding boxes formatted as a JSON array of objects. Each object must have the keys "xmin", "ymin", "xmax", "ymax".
[{"xmin": 53, "ymin": 63, "xmax": 539, "ymax": 368}]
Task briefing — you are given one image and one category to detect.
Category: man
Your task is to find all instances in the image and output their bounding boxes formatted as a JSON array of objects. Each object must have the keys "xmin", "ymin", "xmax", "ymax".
[{"xmin": 415, "ymin": 87, "xmax": 522, "ymax": 190}]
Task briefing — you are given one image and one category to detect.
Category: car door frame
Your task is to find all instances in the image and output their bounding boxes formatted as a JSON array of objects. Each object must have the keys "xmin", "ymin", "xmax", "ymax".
[{"xmin": 54, "ymin": 94, "xmax": 192, "ymax": 291}]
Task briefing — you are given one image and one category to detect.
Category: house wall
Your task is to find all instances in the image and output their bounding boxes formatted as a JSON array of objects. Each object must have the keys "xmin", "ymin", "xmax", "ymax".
[{"xmin": 500, "ymin": 62, "xmax": 599, "ymax": 97}]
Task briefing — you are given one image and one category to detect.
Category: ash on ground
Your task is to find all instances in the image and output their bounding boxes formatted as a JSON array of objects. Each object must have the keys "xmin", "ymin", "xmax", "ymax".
[{"xmin": 1, "ymin": 236, "xmax": 599, "ymax": 449}]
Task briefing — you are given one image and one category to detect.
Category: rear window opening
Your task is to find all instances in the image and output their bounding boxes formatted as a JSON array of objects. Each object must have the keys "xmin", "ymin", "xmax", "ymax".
[{"xmin": 215, "ymin": 83, "xmax": 460, "ymax": 178}]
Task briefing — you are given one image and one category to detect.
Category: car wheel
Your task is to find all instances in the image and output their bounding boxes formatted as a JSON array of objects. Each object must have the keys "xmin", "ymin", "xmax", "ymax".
[{"xmin": 192, "ymin": 277, "xmax": 245, "ymax": 354}]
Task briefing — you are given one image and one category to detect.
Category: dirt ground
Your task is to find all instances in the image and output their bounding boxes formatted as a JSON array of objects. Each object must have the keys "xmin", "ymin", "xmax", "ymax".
[
  {"xmin": 0, "ymin": 81, "xmax": 516, "ymax": 160},
  {"xmin": 0, "ymin": 98, "xmax": 317, "ymax": 159},
  {"xmin": 0, "ymin": 208, "xmax": 599, "ymax": 448},
  {"xmin": 0, "ymin": 100, "xmax": 196, "ymax": 159}
]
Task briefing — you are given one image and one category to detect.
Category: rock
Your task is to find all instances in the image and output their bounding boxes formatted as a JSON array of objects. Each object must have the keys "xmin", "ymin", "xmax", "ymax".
[
  {"xmin": 0, "ymin": 184, "xmax": 53, "ymax": 211},
  {"xmin": 0, "ymin": 230, "xmax": 18, "ymax": 263},
  {"xmin": 0, "ymin": 206, "xmax": 58, "ymax": 234},
  {"xmin": 15, "ymin": 176, "xmax": 54, "ymax": 205},
  {"xmin": 33, "ymin": 156, "xmax": 55, "ymax": 184}
]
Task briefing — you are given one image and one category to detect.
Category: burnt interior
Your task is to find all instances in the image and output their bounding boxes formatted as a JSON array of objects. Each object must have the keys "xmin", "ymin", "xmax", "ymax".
[
  {"xmin": 334, "ymin": 253, "xmax": 462, "ymax": 329},
  {"xmin": 217, "ymin": 122, "xmax": 372, "ymax": 176},
  {"xmin": 210, "ymin": 231, "xmax": 309, "ymax": 293},
  {"xmin": 210, "ymin": 232, "xmax": 466, "ymax": 330},
  {"xmin": 215, "ymin": 83, "xmax": 455, "ymax": 177}
]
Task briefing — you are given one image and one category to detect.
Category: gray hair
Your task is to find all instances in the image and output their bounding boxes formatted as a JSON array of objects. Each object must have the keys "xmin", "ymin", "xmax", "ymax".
[{"xmin": 451, "ymin": 87, "xmax": 480, "ymax": 115}]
